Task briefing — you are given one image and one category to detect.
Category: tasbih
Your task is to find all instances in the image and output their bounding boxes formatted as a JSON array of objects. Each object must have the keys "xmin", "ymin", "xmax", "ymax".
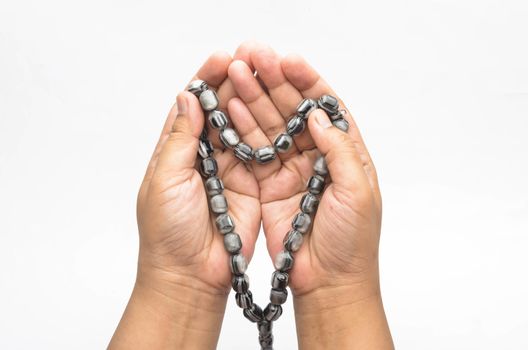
[{"xmin": 187, "ymin": 79, "xmax": 349, "ymax": 349}]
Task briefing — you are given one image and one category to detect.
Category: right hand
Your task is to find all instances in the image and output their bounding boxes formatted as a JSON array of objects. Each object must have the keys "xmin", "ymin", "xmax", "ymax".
[{"xmin": 136, "ymin": 48, "xmax": 261, "ymax": 297}]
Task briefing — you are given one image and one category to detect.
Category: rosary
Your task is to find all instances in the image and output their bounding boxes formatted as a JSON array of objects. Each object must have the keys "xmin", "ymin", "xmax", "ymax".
[{"xmin": 187, "ymin": 79, "xmax": 349, "ymax": 349}]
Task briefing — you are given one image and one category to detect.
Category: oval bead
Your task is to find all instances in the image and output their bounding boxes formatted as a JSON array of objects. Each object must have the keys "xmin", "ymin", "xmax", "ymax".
[
  {"xmin": 270, "ymin": 288, "xmax": 288, "ymax": 305},
  {"xmin": 231, "ymin": 274, "xmax": 250, "ymax": 293},
  {"xmin": 199, "ymin": 89, "xmax": 219, "ymax": 111},
  {"xmin": 318, "ymin": 94, "xmax": 339, "ymax": 114},
  {"xmin": 254, "ymin": 145, "xmax": 276, "ymax": 164},
  {"xmin": 198, "ymin": 138, "xmax": 214, "ymax": 159},
  {"xmin": 235, "ymin": 291, "xmax": 253, "ymax": 308},
  {"xmin": 215, "ymin": 213, "xmax": 234, "ymax": 234},
  {"xmin": 291, "ymin": 212, "xmax": 311, "ymax": 234},
  {"xmin": 200, "ymin": 157, "xmax": 217, "ymax": 177},
  {"xmin": 300, "ymin": 193, "xmax": 319, "ymax": 214},
  {"xmin": 286, "ymin": 115, "xmax": 305, "ymax": 136},
  {"xmin": 296, "ymin": 98, "xmax": 317, "ymax": 119},
  {"xmin": 224, "ymin": 232, "xmax": 242, "ymax": 254},
  {"xmin": 208, "ymin": 110, "xmax": 228, "ymax": 129},
  {"xmin": 187, "ymin": 80, "xmax": 208, "ymax": 96},
  {"xmin": 274, "ymin": 250, "xmax": 294, "ymax": 272},
  {"xmin": 270, "ymin": 271, "xmax": 289, "ymax": 289},
  {"xmin": 205, "ymin": 176, "xmax": 224, "ymax": 196},
  {"xmin": 273, "ymin": 133, "xmax": 293, "ymax": 153},
  {"xmin": 219, "ymin": 127, "xmax": 240, "ymax": 148},
  {"xmin": 230, "ymin": 254, "xmax": 247, "ymax": 275},
  {"xmin": 243, "ymin": 303, "xmax": 263, "ymax": 322},
  {"xmin": 283, "ymin": 229, "xmax": 303, "ymax": 252},
  {"xmin": 313, "ymin": 155, "xmax": 328, "ymax": 177},
  {"xmin": 307, "ymin": 174, "xmax": 325, "ymax": 195},
  {"xmin": 234, "ymin": 142, "xmax": 253, "ymax": 162},
  {"xmin": 210, "ymin": 194, "xmax": 228, "ymax": 214},
  {"xmin": 263, "ymin": 303, "xmax": 283, "ymax": 322}
]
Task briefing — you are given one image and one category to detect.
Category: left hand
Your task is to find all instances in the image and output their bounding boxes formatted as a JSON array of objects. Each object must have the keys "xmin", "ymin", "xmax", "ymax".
[{"xmin": 225, "ymin": 44, "xmax": 383, "ymax": 298}]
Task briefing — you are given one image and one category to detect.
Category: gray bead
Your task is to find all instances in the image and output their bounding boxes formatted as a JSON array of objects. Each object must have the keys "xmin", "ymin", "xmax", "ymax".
[
  {"xmin": 205, "ymin": 176, "xmax": 224, "ymax": 196},
  {"xmin": 208, "ymin": 110, "xmax": 228, "ymax": 129},
  {"xmin": 187, "ymin": 80, "xmax": 208, "ymax": 96},
  {"xmin": 283, "ymin": 229, "xmax": 304, "ymax": 252},
  {"xmin": 219, "ymin": 127, "xmax": 240, "ymax": 148},
  {"xmin": 318, "ymin": 94, "xmax": 339, "ymax": 115},
  {"xmin": 235, "ymin": 291, "xmax": 253, "ymax": 308},
  {"xmin": 274, "ymin": 250, "xmax": 294, "ymax": 272},
  {"xmin": 234, "ymin": 142, "xmax": 253, "ymax": 162},
  {"xmin": 333, "ymin": 118, "xmax": 349, "ymax": 132},
  {"xmin": 231, "ymin": 274, "xmax": 249, "ymax": 293},
  {"xmin": 263, "ymin": 303, "xmax": 283, "ymax": 322},
  {"xmin": 210, "ymin": 194, "xmax": 228, "ymax": 214},
  {"xmin": 271, "ymin": 271, "xmax": 289, "ymax": 289},
  {"xmin": 270, "ymin": 288, "xmax": 288, "ymax": 305},
  {"xmin": 200, "ymin": 157, "xmax": 217, "ymax": 177},
  {"xmin": 254, "ymin": 145, "xmax": 276, "ymax": 164},
  {"xmin": 224, "ymin": 232, "xmax": 242, "ymax": 254},
  {"xmin": 286, "ymin": 115, "xmax": 305, "ymax": 136},
  {"xmin": 292, "ymin": 212, "xmax": 311, "ymax": 234},
  {"xmin": 198, "ymin": 139, "xmax": 214, "ymax": 159},
  {"xmin": 296, "ymin": 98, "xmax": 317, "ymax": 119},
  {"xmin": 313, "ymin": 155, "xmax": 328, "ymax": 177},
  {"xmin": 243, "ymin": 303, "xmax": 263, "ymax": 322},
  {"xmin": 199, "ymin": 89, "xmax": 219, "ymax": 111},
  {"xmin": 300, "ymin": 193, "xmax": 319, "ymax": 214},
  {"xmin": 273, "ymin": 133, "xmax": 293, "ymax": 153},
  {"xmin": 215, "ymin": 213, "xmax": 234, "ymax": 234},
  {"xmin": 307, "ymin": 174, "xmax": 325, "ymax": 195},
  {"xmin": 329, "ymin": 109, "xmax": 347, "ymax": 122},
  {"xmin": 230, "ymin": 254, "xmax": 247, "ymax": 275}
]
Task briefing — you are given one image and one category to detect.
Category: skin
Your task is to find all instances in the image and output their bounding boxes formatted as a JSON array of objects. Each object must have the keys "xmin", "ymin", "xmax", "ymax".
[{"xmin": 110, "ymin": 42, "xmax": 393, "ymax": 349}]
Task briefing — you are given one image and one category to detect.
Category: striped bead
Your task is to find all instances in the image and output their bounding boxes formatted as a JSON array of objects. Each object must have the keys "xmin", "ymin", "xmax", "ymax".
[{"xmin": 230, "ymin": 254, "xmax": 247, "ymax": 275}]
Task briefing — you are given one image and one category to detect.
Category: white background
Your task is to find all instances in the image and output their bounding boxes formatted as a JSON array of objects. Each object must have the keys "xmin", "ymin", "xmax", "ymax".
[{"xmin": 1, "ymin": 0, "xmax": 527, "ymax": 349}]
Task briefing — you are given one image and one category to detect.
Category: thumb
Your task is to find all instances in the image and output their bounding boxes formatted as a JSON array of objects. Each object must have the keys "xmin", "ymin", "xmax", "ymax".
[
  {"xmin": 155, "ymin": 91, "xmax": 205, "ymax": 180},
  {"xmin": 307, "ymin": 109, "xmax": 370, "ymax": 194}
]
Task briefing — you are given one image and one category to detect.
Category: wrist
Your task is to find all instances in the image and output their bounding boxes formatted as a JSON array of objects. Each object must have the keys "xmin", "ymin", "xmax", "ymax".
[
  {"xmin": 293, "ymin": 269, "xmax": 393, "ymax": 350},
  {"xmin": 109, "ymin": 262, "xmax": 228, "ymax": 349},
  {"xmin": 135, "ymin": 266, "xmax": 229, "ymax": 318}
]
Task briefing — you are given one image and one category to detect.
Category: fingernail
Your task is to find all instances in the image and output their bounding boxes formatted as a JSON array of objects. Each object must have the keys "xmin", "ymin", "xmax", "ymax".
[
  {"xmin": 315, "ymin": 111, "xmax": 332, "ymax": 129},
  {"xmin": 176, "ymin": 93, "xmax": 188, "ymax": 116}
]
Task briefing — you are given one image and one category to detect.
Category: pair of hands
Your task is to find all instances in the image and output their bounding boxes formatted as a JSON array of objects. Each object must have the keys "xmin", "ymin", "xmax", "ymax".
[{"xmin": 111, "ymin": 42, "xmax": 391, "ymax": 350}]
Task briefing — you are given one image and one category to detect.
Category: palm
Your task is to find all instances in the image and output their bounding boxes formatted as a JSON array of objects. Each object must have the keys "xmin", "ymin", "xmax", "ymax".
[
  {"xmin": 259, "ymin": 156, "xmax": 380, "ymax": 294},
  {"xmin": 137, "ymin": 49, "xmax": 261, "ymax": 293},
  {"xmin": 139, "ymin": 149, "xmax": 260, "ymax": 291}
]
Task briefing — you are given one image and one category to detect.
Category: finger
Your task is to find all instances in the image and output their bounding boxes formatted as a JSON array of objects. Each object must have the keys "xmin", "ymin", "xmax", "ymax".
[
  {"xmin": 250, "ymin": 45, "xmax": 316, "ymax": 151},
  {"xmin": 228, "ymin": 59, "xmax": 300, "ymax": 162},
  {"xmin": 227, "ymin": 97, "xmax": 281, "ymax": 181},
  {"xmin": 141, "ymin": 52, "xmax": 232, "ymax": 193},
  {"xmin": 206, "ymin": 42, "xmax": 257, "ymax": 150},
  {"xmin": 307, "ymin": 109, "xmax": 372, "ymax": 200},
  {"xmin": 153, "ymin": 91, "xmax": 205, "ymax": 183},
  {"xmin": 281, "ymin": 54, "xmax": 380, "ymax": 204}
]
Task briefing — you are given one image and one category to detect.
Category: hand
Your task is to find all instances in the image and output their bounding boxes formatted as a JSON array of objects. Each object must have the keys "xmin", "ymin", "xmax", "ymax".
[
  {"xmin": 110, "ymin": 46, "xmax": 262, "ymax": 350},
  {"xmin": 226, "ymin": 45, "xmax": 381, "ymax": 295},
  {"xmin": 136, "ymin": 51, "xmax": 261, "ymax": 296},
  {"xmin": 226, "ymin": 44, "xmax": 392, "ymax": 349}
]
